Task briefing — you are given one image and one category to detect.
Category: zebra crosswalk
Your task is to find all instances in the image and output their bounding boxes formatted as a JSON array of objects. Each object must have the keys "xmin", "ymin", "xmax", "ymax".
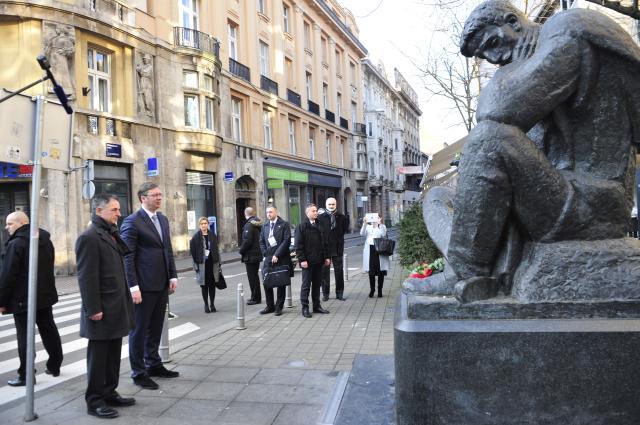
[{"xmin": 0, "ymin": 292, "xmax": 200, "ymax": 407}]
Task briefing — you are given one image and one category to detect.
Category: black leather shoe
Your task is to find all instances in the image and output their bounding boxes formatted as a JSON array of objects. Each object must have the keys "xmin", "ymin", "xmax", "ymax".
[
  {"xmin": 204, "ymin": 304, "xmax": 211, "ymax": 313},
  {"xmin": 247, "ymin": 300, "xmax": 259, "ymax": 305},
  {"xmin": 302, "ymin": 307, "xmax": 312, "ymax": 318},
  {"xmin": 260, "ymin": 307, "xmax": 275, "ymax": 315},
  {"xmin": 322, "ymin": 295, "xmax": 329, "ymax": 302},
  {"xmin": 87, "ymin": 406, "xmax": 119, "ymax": 419},
  {"xmin": 45, "ymin": 369, "xmax": 60, "ymax": 377},
  {"xmin": 133, "ymin": 375, "xmax": 159, "ymax": 390},
  {"xmin": 313, "ymin": 306, "xmax": 330, "ymax": 314},
  {"xmin": 336, "ymin": 295, "xmax": 345, "ymax": 301},
  {"xmin": 105, "ymin": 393, "xmax": 136, "ymax": 407},
  {"xmin": 274, "ymin": 308, "xmax": 283, "ymax": 316},
  {"xmin": 147, "ymin": 365, "xmax": 179, "ymax": 378},
  {"xmin": 210, "ymin": 304, "xmax": 217, "ymax": 313},
  {"xmin": 7, "ymin": 377, "xmax": 27, "ymax": 387}
]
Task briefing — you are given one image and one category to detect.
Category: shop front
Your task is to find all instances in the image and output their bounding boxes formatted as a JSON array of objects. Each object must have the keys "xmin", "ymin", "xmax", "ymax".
[{"xmin": 0, "ymin": 162, "xmax": 32, "ymax": 248}]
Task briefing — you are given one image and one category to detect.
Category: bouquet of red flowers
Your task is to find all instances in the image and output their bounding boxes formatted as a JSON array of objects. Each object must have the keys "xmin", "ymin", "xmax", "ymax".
[{"xmin": 408, "ymin": 258, "xmax": 444, "ymax": 279}]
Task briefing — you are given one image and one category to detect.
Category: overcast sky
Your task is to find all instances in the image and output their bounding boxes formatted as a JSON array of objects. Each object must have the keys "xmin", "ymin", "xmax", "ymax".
[{"xmin": 340, "ymin": 0, "xmax": 476, "ymax": 154}]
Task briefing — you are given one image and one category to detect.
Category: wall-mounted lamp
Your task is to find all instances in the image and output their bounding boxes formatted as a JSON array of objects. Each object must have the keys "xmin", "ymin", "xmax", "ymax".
[
  {"xmin": 39, "ymin": 188, "xmax": 49, "ymax": 199},
  {"xmin": 82, "ymin": 87, "xmax": 91, "ymax": 96},
  {"xmin": 173, "ymin": 191, "xmax": 184, "ymax": 199}
]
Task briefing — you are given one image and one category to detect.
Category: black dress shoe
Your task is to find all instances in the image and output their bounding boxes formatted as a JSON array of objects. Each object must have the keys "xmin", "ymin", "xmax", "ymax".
[
  {"xmin": 87, "ymin": 406, "xmax": 119, "ymax": 419},
  {"xmin": 45, "ymin": 369, "xmax": 60, "ymax": 377},
  {"xmin": 147, "ymin": 365, "xmax": 180, "ymax": 378},
  {"xmin": 301, "ymin": 307, "xmax": 312, "ymax": 318},
  {"xmin": 7, "ymin": 377, "xmax": 27, "ymax": 387},
  {"xmin": 133, "ymin": 375, "xmax": 159, "ymax": 390},
  {"xmin": 204, "ymin": 304, "xmax": 211, "ymax": 313},
  {"xmin": 336, "ymin": 295, "xmax": 345, "ymax": 301},
  {"xmin": 313, "ymin": 306, "xmax": 330, "ymax": 314},
  {"xmin": 105, "ymin": 393, "xmax": 136, "ymax": 407},
  {"xmin": 369, "ymin": 290, "xmax": 375, "ymax": 298},
  {"xmin": 322, "ymin": 295, "xmax": 329, "ymax": 302},
  {"xmin": 210, "ymin": 304, "xmax": 217, "ymax": 312},
  {"xmin": 274, "ymin": 308, "xmax": 283, "ymax": 316},
  {"xmin": 247, "ymin": 300, "xmax": 258, "ymax": 305},
  {"xmin": 260, "ymin": 307, "xmax": 275, "ymax": 314}
]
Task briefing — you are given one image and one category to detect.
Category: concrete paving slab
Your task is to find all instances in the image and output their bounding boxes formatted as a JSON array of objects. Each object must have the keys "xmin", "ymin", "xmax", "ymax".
[
  {"xmin": 213, "ymin": 401, "xmax": 283, "ymax": 425},
  {"xmin": 184, "ymin": 381, "xmax": 247, "ymax": 401}
]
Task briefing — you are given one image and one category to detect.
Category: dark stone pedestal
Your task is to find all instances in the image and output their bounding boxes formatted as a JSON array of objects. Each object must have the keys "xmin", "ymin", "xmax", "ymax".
[{"xmin": 395, "ymin": 291, "xmax": 640, "ymax": 425}]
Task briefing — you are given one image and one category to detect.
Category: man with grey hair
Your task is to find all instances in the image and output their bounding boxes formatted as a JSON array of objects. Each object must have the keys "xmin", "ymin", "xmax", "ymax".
[
  {"xmin": 76, "ymin": 194, "xmax": 135, "ymax": 418},
  {"xmin": 318, "ymin": 197, "xmax": 349, "ymax": 301},
  {"xmin": 239, "ymin": 206, "xmax": 263, "ymax": 305},
  {"xmin": 0, "ymin": 211, "xmax": 62, "ymax": 387}
]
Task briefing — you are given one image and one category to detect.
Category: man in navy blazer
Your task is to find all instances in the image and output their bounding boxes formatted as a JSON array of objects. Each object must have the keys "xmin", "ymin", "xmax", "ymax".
[
  {"xmin": 121, "ymin": 182, "xmax": 179, "ymax": 390},
  {"xmin": 259, "ymin": 206, "xmax": 291, "ymax": 316}
]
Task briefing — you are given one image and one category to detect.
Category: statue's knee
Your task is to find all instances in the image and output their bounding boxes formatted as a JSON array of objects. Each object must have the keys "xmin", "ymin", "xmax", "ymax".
[{"xmin": 467, "ymin": 120, "xmax": 526, "ymax": 153}]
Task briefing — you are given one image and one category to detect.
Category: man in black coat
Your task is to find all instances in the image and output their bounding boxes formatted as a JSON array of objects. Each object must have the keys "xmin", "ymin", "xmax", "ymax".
[
  {"xmin": 239, "ymin": 207, "xmax": 263, "ymax": 305},
  {"xmin": 318, "ymin": 197, "xmax": 349, "ymax": 301},
  {"xmin": 259, "ymin": 206, "xmax": 291, "ymax": 316},
  {"xmin": 0, "ymin": 211, "xmax": 63, "ymax": 387},
  {"xmin": 295, "ymin": 204, "xmax": 330, "ymax": 318},
  {"xmin": 121, "ymin": 182, "xmax": 179, "ymax": 390},
  {"xmin": 76, "ymin": 194, "xmax": 136, "ymax": 418}
]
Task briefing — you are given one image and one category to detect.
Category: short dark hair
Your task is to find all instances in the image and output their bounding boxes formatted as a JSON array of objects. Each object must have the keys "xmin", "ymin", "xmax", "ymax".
[
  {"xmin": 137, "ymin": 182, "xmax": 159, "ymax": 202},
  {"xmin": 305, "ymin": 203, "xmax": 317, "ymax": 213},
  {"xmin": 92, "ymin": 193, "xmax": 119, "ymax": 211}
]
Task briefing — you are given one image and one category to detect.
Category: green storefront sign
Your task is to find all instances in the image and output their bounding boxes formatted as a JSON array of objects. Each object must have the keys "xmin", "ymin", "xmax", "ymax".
[{"xmin": 266, "ymin": 166, "xmax": 308, "ymax": 183}]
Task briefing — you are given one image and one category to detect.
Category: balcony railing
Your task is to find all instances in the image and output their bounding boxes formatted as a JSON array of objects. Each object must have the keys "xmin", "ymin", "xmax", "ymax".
[
  {"xmin": 325, "ymin": 109, "xmax": 335, "ymax": 123},
  {"xmin": 308, "ymin": 100, "xmax": 320, "ymax": 116},
  {"xmin": 339, "ymin": 117, "xmax": 349, "ymax": 130},
  {"xmin": 260, "ymin": 75, "xmax": 279, "ymax": 96},
  {"xmin": 354, "ymin": 122, "xmax": 366, "ymax": 135},
  {"xmin": 229, "ymin": 58, "xmax": 251, "ymax": 83},
  {"xmin": 287, "ymin": 89, "xmax": 301, "ymax": 107},
  {"xmin": 87, "ymin": 0, "xmax": 135, "ymax": 25},
  {"xmin": 174, "ymin": 27, "xmax": 220, "ymax": 57}
]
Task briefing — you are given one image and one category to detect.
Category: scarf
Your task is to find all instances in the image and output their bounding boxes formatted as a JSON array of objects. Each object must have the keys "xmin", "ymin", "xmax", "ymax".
[{"xmin": 92, "ymin": 216, "xmax": 130, "ymax": 255}]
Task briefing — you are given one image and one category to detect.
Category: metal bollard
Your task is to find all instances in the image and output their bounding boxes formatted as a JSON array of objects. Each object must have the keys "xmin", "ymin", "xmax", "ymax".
[
  {"xmin": 343, "ymin": 253, "xmax": 349, "ymax": 281},
  {"xmin": 159, "ymin": 301, "xmax": 170, "ymax": 362},
  {"xmin": 285, "ymin": 284, "xmax": 293, "ymax": 308},
  {"xmin": 236, "ymin": 283, "xmax": 246, "ymax": 330}
]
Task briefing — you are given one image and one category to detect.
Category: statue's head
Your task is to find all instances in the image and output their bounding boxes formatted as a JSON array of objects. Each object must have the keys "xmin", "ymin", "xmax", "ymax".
[{"xmin": 460, "ymin": 0, "xmax": 530, "ymax": 65}]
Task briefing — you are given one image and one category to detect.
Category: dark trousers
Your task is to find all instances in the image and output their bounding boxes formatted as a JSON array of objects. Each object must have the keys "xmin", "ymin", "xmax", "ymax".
[
  {"xmin": 322, "ymin": 255, "xmax": 345, "ymax": 297},
  {"xmin": 264, "ymin": 285, "xmax": 285, "ymax": 310},
  {"xmin": 86, "ymin": 338, "xmax": 122, "ymax": 408},
  {"xmin": 14, "ymin": 307, "xmax": 63, "ymax": 378},
  {"xmin": 245, "ymin": 262, "xmax": 262, "ymax": 302},
  {"xmin": 129, "ymin": 289, "xmax": 168, "ymax": 377},
  {"xmin": 301, "ymin": 263, "xmax": 323, "ymax": 308}
]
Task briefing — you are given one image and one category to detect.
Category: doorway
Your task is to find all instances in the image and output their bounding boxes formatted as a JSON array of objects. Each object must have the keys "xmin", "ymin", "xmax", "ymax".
[{"xmin": 0, "ymin": 183, "xmax": 30, "ymax": 248}]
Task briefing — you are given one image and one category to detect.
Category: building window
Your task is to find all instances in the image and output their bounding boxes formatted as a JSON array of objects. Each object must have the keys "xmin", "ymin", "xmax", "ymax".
[
  {"xmin": 259, "ymin": 41, "xmax": 270, "ymax": 77},
  {"xmin": 309, "ymin": 127, "xmax": 315, "ymax": 160},
  {"xmin": 263, "ymin": 109, "xmax": 272, "ymax": 149},
  {"xmin": 179, "ymin": 0, "xmax": 198, "ymax": 29},
  {"xmin": 232, "ymin": 97, "xmax": 242, "ymax": 142},
  {"xmin": 321, "ymin": 36, "xmax": 328, "ymax": 63},
  {"xmin": 351, "ymin": 101, "xmax": 357, "ymax": 129},
  {"xmin": 285, "ymin": 57, "xmax": 293, "ymax": 87},
  {"xmin": 105, "ymin": 118, "xmax": 116, "ymax": 136},
  {"xmin": 368, "ymin": 122, "xmax": 372, "ymax": 137},
  {"xmin": 304, "ymin": 21, "xmax": 311, "ymax": 50},
  {"xmin": 183, "ymin": 70, "xmax": 198, "ymax": 88},
  {"xmin": 305, "ymin": 72, "xmax": 312, "ymax": 100},
  {"xmin": 87, "ymin": 115, "xmax": 98, "ymax": 134},
  {"xmin": 395, "ymin": 138, "xmax": 398, "ymax": 150},
  {"xmin": 335, "ymin": 49, "xmax": 342, "ymax": 74},
  {"xmin": 340, "ymin": 139, "xmax": 345, "ymax": 167},
  {"xmin": 350, "ymin": 61, "xmax": 356, "ymax": 85},
  {"xmin": 288, "ymin": 118, "xmax": 296, "ymax": 155},
  {"xmin": 94, "ymin": 162, "xmax": 132, "ymax": 225},
  {"xmin": 184, "ymin": 94, "xmax": 199, "ymax": 128},
  {"xmin": 370, "ymin": 157, "xmax": 375, "ymax": 174},
  {"xmin": 87, "ymin": 48, "xmax": 111, "ymax": 112},
  {"xmin": 322, "ymin": 83, "xmax": 328, "ymax": 110},
  {"xmin": 336, "ymin": 92, "xmax": 342, "ymax": 117},
  {"xmin": 204, "ymin": 74, "xmax": 214, "ymax": 91},
  {"xmin": 325, "ymin": 133, "xmax": 331, "ymax": 164},
  {"xmin": 205, "ymin": 97, "xmax": 214, "ymax": 130},
  {"xmin": 258, "ymin": 0, "xmax": 266, "ymax": 14},
  {"xmin": 228, "ymin": 22, "xmax": 238, "ymax": 60},
  {"xmin": 283, "ymin": 3, "xmax": 290, "ymax": 33}
]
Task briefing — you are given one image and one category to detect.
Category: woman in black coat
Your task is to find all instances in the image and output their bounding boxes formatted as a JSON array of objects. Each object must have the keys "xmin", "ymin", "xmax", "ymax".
[{"xmin": 189, "ymin": 217, "xmax": 221, "ymax": 313}]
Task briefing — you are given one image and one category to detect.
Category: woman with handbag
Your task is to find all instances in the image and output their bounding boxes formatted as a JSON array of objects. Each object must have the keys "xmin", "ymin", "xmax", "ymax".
[
  {"xmin": 190, "ymin": 217, "xmax": 221, "ymax": 313},
  {"xmin": 361, "ymin": 213, "xmax": 390, "ymax": 297}
]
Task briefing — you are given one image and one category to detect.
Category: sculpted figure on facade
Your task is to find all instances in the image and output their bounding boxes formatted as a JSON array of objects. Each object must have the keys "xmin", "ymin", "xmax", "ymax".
[
  {"xmin": 136, "ymin": 53, "xmax": 155, "ymax": 118},
  {"xmin": 43, "ymin": 22, "xmax": 76, "ymax": 99},
  {"xmin": 410, "ymin": 0, "xmax": 640, "ymax": 303}
]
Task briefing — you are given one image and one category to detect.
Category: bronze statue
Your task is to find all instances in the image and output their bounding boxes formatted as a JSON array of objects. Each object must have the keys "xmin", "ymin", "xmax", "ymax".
[{"xmin": 411, "ymin": 0, "xmax": 640, "ymax": 303}]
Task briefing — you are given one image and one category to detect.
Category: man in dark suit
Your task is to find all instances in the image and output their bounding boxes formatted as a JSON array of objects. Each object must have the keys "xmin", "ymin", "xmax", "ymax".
[
  {"xmin": 259, "ymin": 206, "xmax": 291, "ymax": 316},
  {"xmin": 318, "ymin": 197, "xmax": 349, "ymax": 301},
  {"xmin": 295, "ymin": 204, "xmax": 330, "ymax": 318},
  {"xmin": 121, "ymin": 182, "xmax": 179, "ymax": 390},
  {"xmin": 76, "ymin": 194, "xmax": 136, "ymax": 418},
  {"xmin": 0, "ymin": 211, "xmax": 63, "ymax": 387},
  {"xmin": 239, "ymin": 207, "xmax": 263, "ymax": 305}
]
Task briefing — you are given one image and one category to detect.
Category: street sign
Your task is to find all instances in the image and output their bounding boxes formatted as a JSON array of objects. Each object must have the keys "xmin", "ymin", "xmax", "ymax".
[
  {"xmin": 147, "ymin": 157, "xmax": 159, "ymax": 177},
  {"xmin": 397, "ymin": 166, "xmax": 424, "ymax": 175},
  {"xmin": 82, "ymin": 181, "xmax": 95, "ymax": 200},
  {"xmin": 224, "ymin": 171, "xmax": 233, "ymax": 182}
]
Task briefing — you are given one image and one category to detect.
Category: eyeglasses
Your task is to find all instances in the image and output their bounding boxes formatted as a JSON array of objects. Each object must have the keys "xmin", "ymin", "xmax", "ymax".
[{"xmin": 143, "ymin": 193, "xmax": 163, "ymax": 198}]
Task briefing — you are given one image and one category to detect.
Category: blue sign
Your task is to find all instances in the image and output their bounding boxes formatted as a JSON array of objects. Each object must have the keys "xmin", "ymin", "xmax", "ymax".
[
  {"xmin": 106, "ymin": 143, "xmax": 122, "ymax": 158},
  {"xmin": 208, "ymin": 216, "xmax": 217, "ymax": 235},
  {"xmin": 0, "ymin": 162, "xmax": 33, "ymax": 178},
  {"xmin": 147, "ymin": 157, "xmax": 159, "ymax": 177},
  {"xmin": 224, "ymin": 172, "xmax": 233, "ymax": 182}
]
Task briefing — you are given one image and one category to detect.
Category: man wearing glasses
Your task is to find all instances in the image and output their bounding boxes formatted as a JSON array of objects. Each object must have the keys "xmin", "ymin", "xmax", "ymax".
[{"xmin": 121, "ymin": 182, "xmax": 179, "ymax": 390}]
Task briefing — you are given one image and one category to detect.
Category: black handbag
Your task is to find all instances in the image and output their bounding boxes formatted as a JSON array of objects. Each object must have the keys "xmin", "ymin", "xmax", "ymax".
[
  {"xmin": 374, "ymin": 237, "xmax": 395, "ymax": 256},
  {"xmin": 215, "ymin": 270, "xmax": 227, "ymax": 290},
  {"xmin": 263, "ymin": 263, "xmax": 291, "ymax": 289}
]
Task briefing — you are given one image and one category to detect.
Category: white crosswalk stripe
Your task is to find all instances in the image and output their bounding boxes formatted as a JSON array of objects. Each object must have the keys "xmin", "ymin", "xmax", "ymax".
[{"xmin": 0, "ymin": 294, "xmax": 200, "ymax": 406}]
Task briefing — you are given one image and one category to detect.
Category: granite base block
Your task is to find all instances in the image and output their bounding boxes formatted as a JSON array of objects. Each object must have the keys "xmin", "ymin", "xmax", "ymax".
[{"xmin": 394, "ymin": 291, "xmax": 640, "ymax": 425}]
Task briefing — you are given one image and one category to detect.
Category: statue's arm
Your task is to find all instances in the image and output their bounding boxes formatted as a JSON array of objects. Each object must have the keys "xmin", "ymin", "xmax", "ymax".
[{"xmin": 477, "ymin": 34, "xmax": 583, "ymax": 132}]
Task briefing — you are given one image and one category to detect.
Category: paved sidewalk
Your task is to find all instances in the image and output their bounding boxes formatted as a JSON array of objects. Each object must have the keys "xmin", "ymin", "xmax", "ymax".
[{"xmin": 2, "ymin": 258, "xmax": 404, "ymax": 425}]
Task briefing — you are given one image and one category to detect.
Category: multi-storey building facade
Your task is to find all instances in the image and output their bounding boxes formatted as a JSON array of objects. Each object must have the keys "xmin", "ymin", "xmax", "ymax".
[
  {"xmin": 362, "ymin": 60, "xmax": 424, "ymax": 225},
  {"xmin": 0, "ymin": 0, "xmax": 367, "ymax": 273}
]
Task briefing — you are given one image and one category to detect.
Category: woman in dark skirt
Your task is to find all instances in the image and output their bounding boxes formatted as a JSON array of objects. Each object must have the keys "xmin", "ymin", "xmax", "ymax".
[
  {"xmin": 360, "ymin": 213, "xmax": 390, "ymax": 297},
  {"xmin": 190, "ymin": 217, "xmax": 221, "ymax": 312}
]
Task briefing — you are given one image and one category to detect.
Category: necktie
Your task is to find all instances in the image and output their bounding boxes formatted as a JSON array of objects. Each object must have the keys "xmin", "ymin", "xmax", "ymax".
[
  {"xmin": 330, "ymin": 212, "xmax": 336, "ymax": 230},
  {"xmin": 269, "ymin": 222, "xmax": 275, "ymax": 237},
  {"xmin": 151, "ymin": 214, "xmax": 163, "ymax": 241}
]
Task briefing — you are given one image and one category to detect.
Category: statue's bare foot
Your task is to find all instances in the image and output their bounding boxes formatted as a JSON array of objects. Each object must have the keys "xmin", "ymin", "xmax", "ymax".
[{"xmin": 453, "ymin": 277, "xmax": 499, "ymax": 303}]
